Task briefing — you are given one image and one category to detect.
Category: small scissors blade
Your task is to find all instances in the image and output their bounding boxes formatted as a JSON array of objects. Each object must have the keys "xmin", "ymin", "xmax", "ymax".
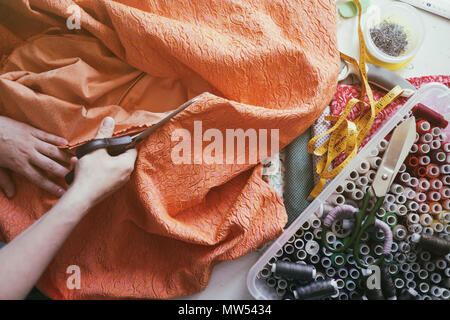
[
  {"xmin": 372, "ymin": 117, "xmax": 416, "ymax": 197},
  {"xmin": 131, "ymin": 96, "xmax": 200, "ymax": 144}
]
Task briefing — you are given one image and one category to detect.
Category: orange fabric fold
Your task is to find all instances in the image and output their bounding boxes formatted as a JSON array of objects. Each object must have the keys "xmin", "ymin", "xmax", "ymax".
[{"xmin": 0, "ymin": 0, "xmax": 339, "ymax": 299}]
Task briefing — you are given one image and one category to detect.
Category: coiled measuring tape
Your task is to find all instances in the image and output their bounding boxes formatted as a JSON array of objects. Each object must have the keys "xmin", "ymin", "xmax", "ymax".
[{"xmin": 307, "ymin": 0, "xmax": 404, "ymax": 199}]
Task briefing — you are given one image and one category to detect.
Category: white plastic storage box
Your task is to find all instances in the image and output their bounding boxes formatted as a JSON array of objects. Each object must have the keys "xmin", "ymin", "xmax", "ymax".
[{"xmin": 247, "ymin": 83, "xmax": 450, "ymax": 300}]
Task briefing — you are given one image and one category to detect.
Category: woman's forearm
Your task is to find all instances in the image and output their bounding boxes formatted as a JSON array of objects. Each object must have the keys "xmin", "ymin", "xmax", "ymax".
[{"xmin": 0, "ymin": 187, "xmax": 92, "ymax": 299}]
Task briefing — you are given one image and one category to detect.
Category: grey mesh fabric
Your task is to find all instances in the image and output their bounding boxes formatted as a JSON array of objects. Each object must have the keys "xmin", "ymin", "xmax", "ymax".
[{"xmin": 283, "ymin": 129, "xmax": 315, "ymax": 227}]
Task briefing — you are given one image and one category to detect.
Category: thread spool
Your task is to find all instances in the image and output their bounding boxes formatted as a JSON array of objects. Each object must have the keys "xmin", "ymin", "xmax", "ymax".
[
  {"xmin": 349, "ymin": 268, "xmax": 360, "ymax": 280},
  {"xmin": 398, "ymin": 172, "xmax": 410, "ymax": 185},
  {"xmin": 325, "ymin": 267, "xmax": 336, "ymax": 278},
  {"xmin": 348, "ymin": 170, "xmax": 359, "ymax": 181},
  {"xmin": 425, "ymin": 261, "xmax": 436, "ymax": 272},
  {"xmin": 272, "ymin": 261, "xmax": 316, "ymax": 281},
  {"xmin": 351, "ymin": 189, "xmax": 364, "ymax": 201},
  {"xmin": 356, "ymin": 160, "xmax": 370, "ymax": 175},
  {"xmin": 440, "ymin": 187, "xmax": 450, "ymax": 199},
  {"xmin": 396, "ymin": 194, "xmax": 407, "ymax": 205},
  {"xmin": 431, "ymin": 221, "xmax": 444, "ymax": 233},
  {"xmin": 407, "ymin": 213, "xmax": 420, "ymax": 225},
  {"xmin": 430, "ymin": 139, "xmax": 441, "ymax": 150},
  {"xmin": 416, "ymin": 119, "xmax": 431, "ymax": 134},
  {"xmin": 441, "ymin": 164, "xmax": 450, "ymax": 175},
  {"xmin": 408, "ymin": 156, "xmax": 419, "ymax": 168},
  {"xmin": 404, "ymin": 188, "xmax": 416, "ymax": 200},
  {"xmin": 283, "ymin": 243, "xmax": 295, "ymax": 255},
  {"xmin": 388, "ymin": 264, "xmax": 399, "ymax": 275},
  {"xmin": 408, "ymin": 224, "xmax": 422, "ymax": 234},
  {"xmin": 417, "ymin": 269, "xmax": 429, "ymax": 280},
  {"xmin": 422, "ymin": 226, "xmax": 434, "ymax": 236},
  {"xmin": 391, "ymin": 242, "xmax": 399, "ymax": 253},
  {"xmin": 419, "ymin": 155, "xmax": 431, "ymax": 166},
  {"xmin": 327, "ymin": 193, "xmax": 347, "ymax": 207},
  {"xmin": 337, "ymin": 268, "xmax": 348, "ymax": 279},
  {"xmin": 427, "ymin": 191, "xmax": 441, "ymax": 202},
  {"xmin": 410, "ymin": 262, "xmax": 420, "ymax": 273},
  {"xmin": 419, "ymin": 214, "xmax": 433, "ymax": 226},
  {"xmin": 444, "ymin": 142, "xmax": 450, "ymax": 153},
  {"xmin": 378, "ymin": 139, "xmax": 389, "ymax": 152},
  {"xmin": 304, "ymin": 231, "xmax": 314, "ymax": 242},
  {"xmin": 430, "ymin": 202, "xmax": 442, "ymax": 215},
  {"xmin": 301, "ymin": 220, "xmax": 311, "ymax": 230},
  {"xmin": 431, "ymin": 150, "xmax": 446, "ymax": 163},
  {"xmin": 293, "ymin": 280, "xmax": 338, "ymax": 300},
  {"xmin": 406, "ymin": 200, "xmax": 419, "ymax": 212},
  {"xmin": 368, "ymin": 157, "xmax": 382, "ymax": 170},
  {"xmin": 321, "ymin": 257, "xmax": 332, "ymax": 269},
  {"xmin": 296, "ymin": 250, "xmax": 307, "ymax": 261},
  {"xmin": 420, "ymin": 133, "xmax": 433, "ymax": 144},
  {"xmin": 390, "ymin": 183, "xmax": 404, "ymax": 195},
  {"xmin": 442, "ymin": 175, "xmax": 450, "ymax": 186},
  {"xmin": 394, "ymin": 278, "xmax": 405, "ymax": 290},
  {"xmin": 309, "ymin": 254, "xmax": 320, "ymax": 265},
  {"xmin": 418, "ymin": 282, "xmax": 430, "ymax": 294},
  {"xmin": 430, "ymin": 178, "xmax": 443, "ymax": 190},
  {"xmin": 418, "ymin": 203, "xmax": 429, "ymax": 215},
  {"xmin": 356, "ymin": 176, "xmax": 369, "ymax": 188},
  {"xmin": 418, "ymin": 144, "xmax": 430, "ymax": 155},
  {"xmin": 412, "ymin": 104, "xmax": 449, "ymax": 128},
  {"xmin": 426, "ymin": 164, "xmax": 440, "ymax": 178},
  {"xmin": 444, "ymin": 199, "xmax": 450, "ymax": 210},
  {"xmin": 431, "ymin": 127, "xmax": 442, "ymax": 137},
  {"xmin": 417, "ymin": 178, "xmax": 430, "ymax": 192},
  {"xmin": 411, "ymin": 234, "xmax": 450, "ymax": 255},
  {"xmin": 435, "ymin": 259, "xmax": 447, "ymax": 270},
  {"xmin": 393, "ymin": 225, "xmax": 407, "ymax": 241},
  {"xmin": 294, "ymin": 238, "xmax": 305, "ymax": 250},
  {"xmin": 385, "ymin": 193, "xmax": 396, "ymax": 204},
  {"xmin": 408, "ymin": 177, "xmax": 419, "ymax": 188}
]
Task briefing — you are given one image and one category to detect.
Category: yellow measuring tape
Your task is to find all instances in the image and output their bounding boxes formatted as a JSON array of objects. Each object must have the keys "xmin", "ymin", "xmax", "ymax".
[{"xmin": 307, "ymin": 0, "xmax": 404, "ymax": 200}]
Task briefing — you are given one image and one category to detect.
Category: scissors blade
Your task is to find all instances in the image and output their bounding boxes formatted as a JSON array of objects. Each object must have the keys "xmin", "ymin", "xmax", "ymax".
[
  {"xmin": 131, "ymin": 96, "xmax": 201, "ymax": 143},
  {"xmin": 372, "ymin": 117, "xmax": 417, "ymax": 197}
]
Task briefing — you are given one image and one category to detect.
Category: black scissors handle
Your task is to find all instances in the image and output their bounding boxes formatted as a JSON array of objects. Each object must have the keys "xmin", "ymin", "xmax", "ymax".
[{"xmin": 64, "ymin": 135, "xmax": 135, "ymax": 185}]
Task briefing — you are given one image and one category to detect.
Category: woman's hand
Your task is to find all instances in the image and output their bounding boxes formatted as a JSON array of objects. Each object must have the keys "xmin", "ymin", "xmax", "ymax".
[
  {"xmin": 69, "ymin": 117, "xmax": 137, "ymax": 208},
  {"xmin": 0, "ymin": 116, "xmax": 71, "ymax": 198}
]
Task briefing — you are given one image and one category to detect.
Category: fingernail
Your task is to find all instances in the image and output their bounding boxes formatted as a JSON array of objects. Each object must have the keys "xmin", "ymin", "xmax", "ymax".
[
  {"xmin": 102, "ymin": 117, "xmax": 114, "ymax": 128},
  {"xmin": 57, "ymin": 188, "xmax": 65, "ymax": 196},
  {"xmin": 59, "ymin": 138, "xmax": 68, "ymax": 146}
]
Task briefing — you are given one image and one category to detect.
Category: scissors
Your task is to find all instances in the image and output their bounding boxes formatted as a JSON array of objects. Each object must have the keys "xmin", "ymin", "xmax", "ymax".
[
  {"xmin": 320, "ymin": 117, "xmax": 417, "ymax": 268},
  {"xmin": 64, "ymin": 96, "xmax": 200, "ymax": 184}
]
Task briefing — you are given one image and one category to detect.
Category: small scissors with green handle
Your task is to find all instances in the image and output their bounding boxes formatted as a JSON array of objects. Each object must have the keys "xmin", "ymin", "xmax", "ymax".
[{"xmin": 321, "ymin": 117, "xmax": 417, "ymax": 268}]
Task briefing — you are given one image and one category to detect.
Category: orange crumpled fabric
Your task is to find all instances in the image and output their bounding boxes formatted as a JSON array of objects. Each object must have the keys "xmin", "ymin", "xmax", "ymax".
[{"xmin": 0, "ymin": 0, "xmax": 339, "ymax": 299}]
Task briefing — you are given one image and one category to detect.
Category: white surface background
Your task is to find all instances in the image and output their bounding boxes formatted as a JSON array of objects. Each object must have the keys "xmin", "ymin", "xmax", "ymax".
[{"xmin": 179, "ymin": 0, "xmax": 450, "ymax": 300}]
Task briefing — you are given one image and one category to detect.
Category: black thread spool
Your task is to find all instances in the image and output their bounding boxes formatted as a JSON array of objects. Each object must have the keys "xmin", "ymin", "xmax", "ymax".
[
  {"xmin": 272, "ymin": 261, "xmax": 316, "ymax": 282},
  {"xmin": 412, "ymin": 234, "xmax": 450, "ymax": 256},
  {"xmin": 293, "ymin": 280, "xmax": 338, "ymax": 300},
  {"xmin": 380, "ymin": 264, "xmax": 397, "ymax": 300}
]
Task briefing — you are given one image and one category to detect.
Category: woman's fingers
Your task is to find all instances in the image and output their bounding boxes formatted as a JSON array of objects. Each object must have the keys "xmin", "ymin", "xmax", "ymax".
[
  {"xmin": 34, "ymin": 139, "xmax": 72, "ymax": 164},
  {"xmin": 29, "ymin": 152, "xmax": 70, "ymax": 178},
  {"xmin": 95, "ymin": 117, "xmax": 115, "ymax": 139},
  {"xmin": 0, "ymin": 168, "xmax": 15, "ymax": 198},
  {"xmin": 31, "ymin": 128, "xmax": 68, "ymax": 146},
  {"xmin": 23, "ymin": 165, "xmax": 65, "ymax": 197}
]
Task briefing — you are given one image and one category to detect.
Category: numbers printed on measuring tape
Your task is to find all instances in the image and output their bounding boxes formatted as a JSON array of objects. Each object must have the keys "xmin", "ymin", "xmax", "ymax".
[{"xmin": 307, "ymin": 0, "xmax": 405, "ymax": 199}]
